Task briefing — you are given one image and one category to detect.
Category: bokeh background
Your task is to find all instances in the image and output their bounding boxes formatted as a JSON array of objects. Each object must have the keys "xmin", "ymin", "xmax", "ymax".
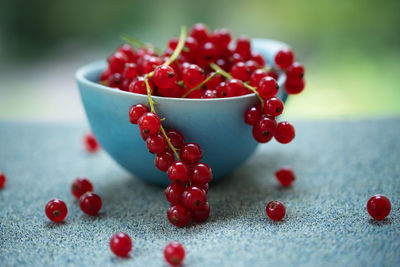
[{"xmin": 0, "ymin": 0, "xmax": 399, "ymax": 121}]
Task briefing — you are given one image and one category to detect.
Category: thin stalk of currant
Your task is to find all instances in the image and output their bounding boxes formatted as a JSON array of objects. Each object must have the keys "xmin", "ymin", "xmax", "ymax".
[
  {"xmin": 143, "ymin": 26, "xmax": 187, "ymax": 161},
  {"xmin": 181, "ymin": 71, "xmax": 220, "ymax": 98},
  {"xmin": 210, "ymin": 63, "xmax": 265, "ymax": 106}
]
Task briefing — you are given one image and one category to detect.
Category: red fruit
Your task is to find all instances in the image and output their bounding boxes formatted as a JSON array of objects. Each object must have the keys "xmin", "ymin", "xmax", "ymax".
[
  {"xmin": 210, "ymin": 28, "xmax": 231, "ymax": 50},
  {"xmin": 168, "ymin": 37, "xmax": 179, "ymax": 50},
  {"xmin": 146, "ymin": 133, "xmax": 168, "ymax": 154},
  {"xmin": 258, "ymin": 76, "xmax": 279, "ymax": 100},
  {"xmin": 182, "ymin": 64, "xmax": 205, "ymax": 88},
  {"xmin": 245, "ymin": 60, "xmax": 259, "ymax": 74},
  {"xmin": 266, "ymin": 70, "xmax": 279, "ymax": 80},
  {"xmin": 285, "ymin": 78, "xmax": 305, "ymax": 95},
  {"xmin": 235, "ymin": 36, "xmax": 251, "ymax": 59},
  {"xmin": 108, "ymin": 73, "xmax": 122, "ymax": 88},
  {"xmin": 123, "ymin": 63, "xmax": 138, "ymax": 79},
  {"xmin": 275, "ymin": 167, "xmax": 295, "ymax": 187},
  {"xmin": 129, "ymin": 104, "xmax": 150, "ymax": 124},
  {"xmin": 167, "ymin": 205, "xmax": 191, "ymax": 227},
  {"xmin": 79, "ymin": 192, "xmax": 102, "ymax": 216},
  {"xmin": 128, "ymin": 77, "xmax": 155, "ymax": 95},
  {"xmin": 167, "ymin": 161, "xmax": 190, "ymax": 183},
  {"xmin": 249, "ymin": 69, "xmax": 268, "ymax": 87},
  {"xmin": 252, "ymin": 116, "xmax": 277, "ymax": 143},
  {"xmin": 202, "ymin": 89, "xmax": 217, "ymax": 99},
  {"xmin": 153, "ymin": 65, "xmax": 177, "ymax": 89},
  {"xmin": 182, "ymin": 37, "xmax": 200, "ymax": 60},
  {"xmin": 367, "ymin": 195, "xmax": 391, "ymax": 220},
  {"xmin": 286, "ymin": 62, "xmax": 305, "ymax": 81},
  {"xmin": 182, "ymin": 186, "xmax": 207, "ymax": 211},
  {"xmin": 263, "ymin": 97, "xmax": 284, "ymax": 117},
  {"xmin": 137, "ymin": 112, "xmax": 161, "ymax": 135},
  {"xmin": 251, "ymin": 52, "xmax": 265, "ymax": 66},
  {"xmin": 266, "ymin": 201, "xmax": 286, "ymax": 221},
  {"xmin": 190, "ymin": 23, "xmax": 209, "ymax": 44},
  {"xmin": 141, "ymin": 55, "xmax": 162, "ymax": 74},
  {"xmin": 0, "ymin": 172, "xmax": 6, "ymax": 189},
  {"xmin": 108, "ymin": 51, "xmax": 128, "ymax": 73},
  {"xmin": 110, "ymin": 233, "xmax": 133, "ymax": 257},
  {"xmin": 100, "ymin": 68, "xmax": 111, "ymax": 81},
  {"xmin": 244, "ymin": 106, "xmax": 262, "ymax": 126},
  {"xmin": 216, "ymin": 82, "xmax": 228, "ymax": 98},
  {"xmin": 118, "ymin": 44, "xmax": 135, "ymax": 62},
  {"xmin": 164, "ymin": 242, "xmax": 185, "ymax": 266},
  {"xmin": 84, "ymin": 132, "xmax": 100, "ymax": 153},
  {"xmin": 180, "ymin": 143, "xmax": 202, "ymax": 164},
  {"xmin": 158, "ymin": 82, "xmax": 182, "ymax": 98},
  {"xmin": 166, "ymin": 129, "xmax": 185, "ymax": 149},
  {"xmin": 275, "ymin": 48, "xmax": 295, "ymax": 69},
  {"xmin": 225, "ymin": 79, "xmax": 246, "ymax": 97},
  {"xmin": 200, "ymin": 42, "xmax": 218, "ymax": 61},
  {"xmin": 274, "ymin": 122, "xmax": 295, "ymax": 144},
  {"xmin": 71, "ymin": 177, "xmax": 93, "ymax": 199},
  {"xmin": 192, "ymin": 202, "xmax": 210, "ymax": 222},
  {"xmin": 200, "ymin": 183, "xmax": 209, "ymax": 195},
  {"xmin": 231, "ymin": 62, "xmax": 250, "ymax": 81},
  {"xmin": 165, "ymin": 182, "xmax": 185, "ymax": 205},
  {"xmin": 155, "ymin": 151, "xmax": 175, "ymax": 172},
  {"xmin": 45, "ymin": 199, "xmax": 68, "ymax": 222},
  {"xmin": 191, "ymin": 163, "xmax": 212, "ymax": 185}
]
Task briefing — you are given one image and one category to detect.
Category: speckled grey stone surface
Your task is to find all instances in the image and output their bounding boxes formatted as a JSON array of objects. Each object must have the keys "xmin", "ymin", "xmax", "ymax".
[{"xmin": 0, "ymin": 118, "xmax": 399, "ymax": 267}]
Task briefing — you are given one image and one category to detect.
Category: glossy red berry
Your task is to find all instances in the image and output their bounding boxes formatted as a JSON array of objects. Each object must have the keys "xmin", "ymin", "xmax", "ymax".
[
  {"xmin": 110, "ymin": 232, "xmax": 132, "ymax": 257},
  {"xmin": 235, "ymin": 36, "xmax": 251, "ymax": 59},
  {"xmin": 252, "ymin": 116, "xmax": 277, "ymax": 143},
  {"xmin": 158, "ymin": 82, "xmax": 182, "ymax": 98},
  {"xmin": 118, "ymin": 44, "xmax": 135, "ymax": 61},
  {"xmin": 166, "ymin": 129, "xmax": 185, "ymax": 149},
  {"xmin": 71, "ymin": 177, "xmax": 93, "ymax": 199},
  {"xmin": 285, "ymin": 78, "xmax": 305, "ymax": 95},
  {"xmin": 128, "ymin": 77, "xmax": 154, "ymax": 95},
  {"xmin": 231, "ymin": 62, "xmax": 250, "ymax": 81},
  {"xmin": 182, "ymin": 186, "xmax": 207, "ymax": 211},
  {"xmin": 266, "ymin": 201, "xmax": 286, "ymax": 221},
  {"xmin": 123, "ymin": 63, "xmax": 138, "ymax": 79},
  {"xmin": 155, "ymin": 151, "xmax": 175, "ymax": 172},
  {"xmin": 45, "ymin": 199, "xmax": 68, "ymax": 222},
  {"xmin": 275, "ymin": 48, "xmax": 294, "ymax": 69},
  {"xmin": 258, "ymin": 76, "xmax": 279, "ymax": 100},
  {"xmin": 190, "ymin": 23, "xmax": 209, "ymax": 44},
  {"xmin": 153, "ymin": 65, "xmax": 177, "ymax": 89},
  {"xmin": 249, "ymin": 69, "xmax": 268, "ymax": 87},
  {"xmin": 244, "ymin": 106, "xmax": 262, "ymax": 125},
  {"xmin": 274, "ymin": 122, "xmax": 295, "ymax": 144},
  {"xmin": 286, "ymin": 62, "xmax": 304, "ymax": 81},
  {"xmin": 182, "ymin": 37, "xmax": 200, "ymax": 60},
  {"xmin": 167, "ymin": 161, "xmax": 190, "ymax": 183},
  {"xmin": 165, "ymin": 182, "xmax": 185, "ymax": 205},
  {"xmin": 182, "ymin": 64, "xmax": 205, "ymax": 88},
  {"xmin": 164, "ymin": 242, "xmax": 185, "ymax": 266},
  {"xmin": 275, "ymin": 167, "xmax": 295, "ymax": 187},
  {"xmin": 129, "ymin": 104, "xmax": 149, "ymax": 124},
  {"xmin": 200, "ymin": 183, "xmax": 209, "ymax": 195},
  {"xmin": 226, "ymin": 79, "xmax": 246, "ymax": 97},
  {"xmin": 141, "ymin": 55, "xmax": 162, "ymax": 74},
  {"xmin": 108, "ymin": 73, "xmax": 122, "ymax": 88},
  {"xmin": 264, "ymin": 97, "xmax": 284, "ymax": 117},
  {"xmin": 100, "ymin": 68, "xmax": 111, "ymax": 81},
  {"xmin": 192, "ymin": 202, "xmax": 210, "ymax": 222},
  {"xmin": 167, "ymin": 205, "xmax": 191, "ymax": 227},
  {"xmin": 200, "ymin": 41, "xmax": 218, "ymax": 61},
  {"xmin": 84, "ymin": 132, "xmax": 100, "ymax": 153},
  {"xmin": 137, "ymin": 112, "xmax": 161, "ymax": 135},
  {"xmin": 251, "ymin": 52, "xmax": 265, "ymax": 66},
  {"xmin": 79, "ymin": 192, "xmax": 102, "ymax": 216},
  {"xmin": 210, "ymin": 28, "xmax": 231, "ymax": 50},
  {"xmin": 367, "ymin": 195, "xmax": 391, "ymax": 220},
  {"xmin": 146, "ymin": 133, "xmax": 168, "ymax": 154},
  {"xmin": 180, "ymin": 143, "xmax": 202, "ymax": 164},
  {"xmin": 202, "ymin": 89, "xmax": 217, "ymax": 99},
  {"xmin": 108, "ymin": 51, "xmax": 128, "ymax": 74},
  {"xmin": 191, "ymin": 163, "xmax": 213, "ymax": 185},
  {"xmin": 0, "ymin": 172, "xmax": 6, "ymax": 189}
]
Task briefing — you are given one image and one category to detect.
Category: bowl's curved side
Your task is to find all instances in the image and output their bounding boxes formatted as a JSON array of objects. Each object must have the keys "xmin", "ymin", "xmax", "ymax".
[{"xmin": 76, "ymin": 39, "xmax": 289, "ymax": 186}]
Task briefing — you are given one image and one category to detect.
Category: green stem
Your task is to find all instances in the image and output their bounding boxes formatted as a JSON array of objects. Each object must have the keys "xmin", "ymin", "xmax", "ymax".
[
  {"xmin": 164, "ymin": 26, "xmax": 187, "ymax": 66},
  {"xmin": 121, "ymin": 34, "xmax": 163, "ymax": 55},
  {"xmin": 182, "ymin": 71, "xmax": 220, "ymax": 98}
]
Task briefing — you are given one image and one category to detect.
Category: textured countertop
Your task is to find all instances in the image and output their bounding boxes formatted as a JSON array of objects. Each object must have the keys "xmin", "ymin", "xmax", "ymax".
[{"xmin": 0, "ymin": 118, "xmax": 399, "ymax": 266}]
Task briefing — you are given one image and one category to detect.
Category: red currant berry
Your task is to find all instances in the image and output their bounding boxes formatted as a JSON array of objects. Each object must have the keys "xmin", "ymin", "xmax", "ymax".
[
  {"xmin": 167, "ymin": 161, "xmax": 190, "ymax": 183},
  {"xmin": 110, "ymin": 232, "xmax": 132, "ymax": 257},
  {"xmin": 274, "ymin": 48, "xmax": 295, "ymax": 69},
  {"xmin": 166, "ymin": 129, "xmax": 185, "ymax": 149},
  {"xmin": 200, "ymin": 183, "xmax": 209, "ymax": 195},
  {"xmin": 45, "ymin": 199, "xmax": 68, "ymax": 222},
  {"xmin": 79, "ymin": 192, "xmax": 102, "ymax": 216},
  {"xmin": 245, "ymin": 60, "xmax": 259, "ymax": 74},
  {"xmin": 266, "ymin": 201, "xmax": 286, "ymax": 221},
  {"xmin": 274, "ymin": 122, "xmax": 295, "ymax": 144},
  {"xmin": 108, "ymin": 73, "xmax": 122, "ymax": 88},
  {"xmin": 141, "ymin": 55, "xmax": 162, "ymax": 74},
  {"xmin": 182, "ymin": 64, "xmax": 205, "ymax": 88},
  {"xmin": 71, "ymin": 177, "xmax": 93, "ymax": 199},
  {"xmin": 263, "ymin": 97, "xmax": 284, "ymax": 117},
  {"xmin": 251, "ymin": 52, "xmax": 265, "ymax": 66},
  {"xmin": 118, "ymin": 44, "xmax": 135, "ymax": 62},
  {"xmin": 129, "ymin": 104, "xmax": 150, "ymax": 124},
  {"xmin": 182, "ymin": 186, "xmax": 207, "ymax": 211},
  {"xmin": 158, "ymin": 82, "xmax": 182, "ymax": 98},
  {"xmin": 216, "ymin": 82, "xmax": 228, "ymax": 98},
  {"xmin": 155, "ymin": 151, "xmax": 175, "ymax": 172},
  {"xmin": 249, "ymin": 69, "xmax": 268, "ymax": 87},
  {"xmin": 367, "ymin": 195, "xmax": 391, "ymax": 220},
  {"xmin": 168, "ymin": 37, "xmax": 179, "ymax": 50},
  {"xmin": 84, "ymin": 132, "xmax": 100, "ymax": 153},
  {"xmin": 226, "ymin": 79, "xmax": 246, "ymax": 97},
  {"xmin": 275, "ymin": 167, "xmax": 295, "ymax": 187},
  {"xmin": 100, "ymin": 68, "xmax": 111, "ymax": 81},
  {"xmin": 231, "ymin": 62, "xmax": 250, "ymax": 81},
  {"xmin": 202, "ymin": 89, "xmax": 217, "ymax": 99},
  {"xmin": 252, "ymin": 116, "xmax": 277, "ymax": 143},
  {"xmin": 153, "ymin": 65, "xmax": 177, "ymax": 89},
  {"xmin": 137, "ymin": 112, "xmax": 161, "ymax": 136},
  {"xmin": 285, "ymin": 78, "xmax": 305, "ymax": 95},
  {"xmin": 210, "ymin": 28, "xmax": 231, "ymax": 50},
  {"xmin": 146, "ymin": 133, "xmax": 168, "ymax": 154},
  {"xmin": 258, "ymin": 76, "xmax": 279, "ymax": 100},
  {"xmin": 123, "ymin": 63, "xmax": 138, "ymax": 79},
  {"xmin": 244, "ymin": 106, "xmax": 262, "ymax": 126},
  {"xmin": 235, "ymin": 36, "xmax": 251, "ymax": 59},
  {"xmin": 0, "ymin": 172, "xmax": 6, "ymax": 189},
  {"xmin": 108, "ymin": 51, "xmax": 128, "ymax": 74},
  {"xmin": 190, "ymin": 23, "xmax": 209, "ymax": 44},
  {"xmin": 191, "ymin": 163, "xmax": 212, "ymax": 185},
  {"xmin": 167, "ymin": 205, "xmax": 191, "ymax": 227},
  {"xmin": 286, "ymin": 62, "xmax": 304, "ymax": 81},
  {"xmin": 200, "ymin": 41, "xmax": 218, "ymax": 61},
  {"xmin": 164, "ymin": 242, "xmax": 185, "ymax": 266},
  {"xmin": 129, "ymin": 76, "xmax": 155, "ymax": 95},
  {"xmin": 267, "ymin": 70, "xmax": 279, "ymax": 80},
  {"xmin": 165, "ymin": 182, "xmax": 185, "ymax": 205},
  {"xmin": 192, "ymin": 202, "xmax": 210, "ymax": 222},
  {"xmin": 180, "ymin": 143, "xmax": 202, "ymax": 164}
]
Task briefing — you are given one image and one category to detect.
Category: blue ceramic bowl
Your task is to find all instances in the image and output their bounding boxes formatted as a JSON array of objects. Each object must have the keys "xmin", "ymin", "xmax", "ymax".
[{"xmin": 76, "ymin": 38, "xmax": 289, "ymax": 186}]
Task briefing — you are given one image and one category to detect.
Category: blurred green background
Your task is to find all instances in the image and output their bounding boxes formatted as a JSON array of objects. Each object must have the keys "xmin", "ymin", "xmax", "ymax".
[{"xmin": 0, "ymin": 0, "xmax": 399, "ymax": 121}]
